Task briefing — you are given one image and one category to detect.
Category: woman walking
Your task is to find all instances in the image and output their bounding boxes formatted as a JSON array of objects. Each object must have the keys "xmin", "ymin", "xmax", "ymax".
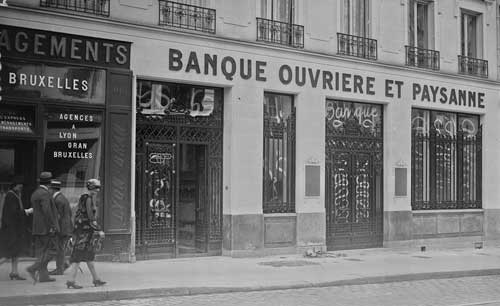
[
  {"xmin": 66, "ymin": 179, "xmax": 106, "ymax": 289},
  {"xmin": 0, "ymin": 176, "xmax": 33, "ymax": 280}
]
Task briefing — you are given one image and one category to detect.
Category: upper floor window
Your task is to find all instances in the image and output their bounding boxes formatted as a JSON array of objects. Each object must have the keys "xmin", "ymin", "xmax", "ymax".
[
  {"xmin": 337, "ymin": 0, "xmax": 376, "ymax": 60},
  {"xmin": 461, "ymin": 10, "xmax": 482, "ymax": 58},
  {"xmin": 458, "ymin": 10, "xmax": 487, "ymax": 77},
  {"xmin": 406, "ymin": 0, "xmax": 438, "ymax": 69},
  {"xmin": 260, "ymin": 0, "xmax": 295, "ymax": 23},
  {"xmin": 342, "ymin": 0, "xmax": 369, "ymax": 38},
  {"xmin": 159, "ymin": 0, "xmax": 216, "ymax": 34},
  {"xmin": 257, "ymin": 0, "xmax": 304, "ymax": 48},
  {"xmin": 408, "ymin": 0, "xmax": 434, "ymax": 49},
  {"xmin": 40, "ymin": 0, "xmax": 110, "ymax": 17}
]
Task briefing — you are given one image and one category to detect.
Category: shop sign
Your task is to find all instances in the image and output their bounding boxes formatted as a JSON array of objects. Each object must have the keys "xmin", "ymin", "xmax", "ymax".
[
  {"xmin": 0, "ymin": 106, "xmax": 35, "ymax": 134},
  {"xmin": 166, "ymin": 48, "xmax": 487, "ymax": 110},
  {"xmin": 2, "ymin": 61, "xmax": 106, "ymax": 104},
  {"xmin": 0, "ymin": 25, "xmax": 131, "ymax": 69},
  {"xmin": 45, "ymin": 111, "xmax": 103, "ymax": 160}
]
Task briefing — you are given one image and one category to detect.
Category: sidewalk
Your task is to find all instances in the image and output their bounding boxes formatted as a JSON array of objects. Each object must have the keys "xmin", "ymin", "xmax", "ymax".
[{"xmin": 1, "ymin": 246, "xmax": 500, "ymax": 306}]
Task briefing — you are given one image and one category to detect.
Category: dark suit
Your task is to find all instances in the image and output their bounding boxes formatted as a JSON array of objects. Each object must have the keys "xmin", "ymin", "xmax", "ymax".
[
  {"xmin": 27, "ymin": 185, "xmax": 60, "ymax": 281},
  {"xmin": 52, "ymin": 191, "xmax": 72, "ymax": 273}
]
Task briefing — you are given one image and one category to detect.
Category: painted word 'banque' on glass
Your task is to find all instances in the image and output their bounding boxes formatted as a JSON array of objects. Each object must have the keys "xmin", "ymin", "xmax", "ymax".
[
  {"xmin": 43, "ymin": 108, "xmax": 103, "ymax": 208},
  {"xmin": 325, "ymin": 100, "xmax": 382, "ymax": 136}
]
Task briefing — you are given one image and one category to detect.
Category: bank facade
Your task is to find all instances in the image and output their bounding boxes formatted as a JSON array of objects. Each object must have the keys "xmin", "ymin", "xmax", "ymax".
[{"xmin": 0, "ymin": 0, "xmax": 499, "ymax": 261}]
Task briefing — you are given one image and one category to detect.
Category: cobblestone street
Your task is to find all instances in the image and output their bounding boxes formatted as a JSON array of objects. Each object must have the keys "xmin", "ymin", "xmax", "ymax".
[{"xmin": 37, "ymin": 275, "xmax": 500, "ymax": 306}]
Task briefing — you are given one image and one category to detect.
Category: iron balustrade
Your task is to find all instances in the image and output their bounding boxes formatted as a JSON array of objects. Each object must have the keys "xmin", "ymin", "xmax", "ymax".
[
  {"xmin": 256, "ymin": 18, "xmax": 304, "ymax": 49},
  {"xmin": 458, "ymin": 55, "xmax": 488, "ymax": 78},
  {"xmin": 40, "ymin": 0, "xmax": 109, "ymax": 17},
  {"xmin": 411, "ymin": 127, "xmax": 482, "ymax": 210},
  {"xmin": 159, "ymin": 1, "xmax": 216, "ymax": 34},
  {"xmin": 337, "ymin": 33, "xmax": 377, "ymax": 60},
  {"xmin": 405, "ymin": 45, "xmax": 440, "ymax": 70}
]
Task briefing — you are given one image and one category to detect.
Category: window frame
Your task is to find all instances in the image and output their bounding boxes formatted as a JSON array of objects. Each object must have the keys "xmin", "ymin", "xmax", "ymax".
[
  {"xmin": 411, "ymin": 108, "xmax": 482, "ymax": 210},
  {"xmin": 262, "ymin": 92, "xmax": 296, "ymax": 214},
  {"xmin": 341, "ymin": 0, "xmax": 370, "ymax": 38}
]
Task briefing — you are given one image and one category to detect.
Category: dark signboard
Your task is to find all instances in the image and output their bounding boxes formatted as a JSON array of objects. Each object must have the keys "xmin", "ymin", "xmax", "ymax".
[
  {"xmin": 0, "ymin": 25, "xmax": 131, "ymax": 69},
  {"xmin": 0, "ymin": 106, "xmax": 35, "ymax": 134},
  {"xmin": 2, "ymin": 60, "xmax": 106, "ymax": 104}
]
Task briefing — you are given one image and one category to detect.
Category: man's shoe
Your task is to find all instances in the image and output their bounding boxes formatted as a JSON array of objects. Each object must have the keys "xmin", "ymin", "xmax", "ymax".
[{"xmin": 38, "ymin": 277, "xmax": 56, "ymax": 283}]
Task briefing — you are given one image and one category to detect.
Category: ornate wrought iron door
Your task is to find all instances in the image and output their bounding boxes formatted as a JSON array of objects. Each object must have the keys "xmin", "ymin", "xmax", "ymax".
[
  {"xmin": 325, "ymin": 100, "xmax": 383, "ymax": 250},
  {"xmin": 136, "ymin": 142, "xmax": 176, "ymax": 255},
  {"xmin": 135, "ymin": 81, "xmax": 223, "ymax": 258}
]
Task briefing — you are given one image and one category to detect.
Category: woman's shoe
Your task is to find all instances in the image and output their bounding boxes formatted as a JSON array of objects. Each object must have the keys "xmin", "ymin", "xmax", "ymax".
[
  {"xmin": 9, "ymin": 273, "xmax": 26, "ymax": 280},
  {"xmin": 66, "ymin": 281, "xmax": 83, "ymax": 289},
  {"xmin": 93, "ymin": 279, "xmax": 106, "ymax": 287}
]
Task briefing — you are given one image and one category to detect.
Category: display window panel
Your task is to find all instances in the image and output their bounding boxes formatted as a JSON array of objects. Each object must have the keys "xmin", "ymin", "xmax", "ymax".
[
  {"xmin": 43, "ymin": 108, "xmax": 103, "ymax": 206},
  {"xmin": 411, "ymin": 109, "xmax": 481, "ymax": 210}
]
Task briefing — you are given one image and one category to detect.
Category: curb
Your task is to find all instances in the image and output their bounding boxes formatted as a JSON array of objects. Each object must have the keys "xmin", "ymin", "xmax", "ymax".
[{"xmin": 2, "ymin": 268, "xmax": 500, "ymax": 306}]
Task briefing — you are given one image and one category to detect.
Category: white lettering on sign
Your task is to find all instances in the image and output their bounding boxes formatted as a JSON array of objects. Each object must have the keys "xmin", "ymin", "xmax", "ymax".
[
  {"xmin": 58, "ymin": 113, "xmax": 94, "ymax": 122},
  {"xmin": 53, "ymin": 151, "xmax": 93, "ymax": 159},
  {"xmin": 8, "ymin": 72, "xmax": 89, "ymax": 92}
]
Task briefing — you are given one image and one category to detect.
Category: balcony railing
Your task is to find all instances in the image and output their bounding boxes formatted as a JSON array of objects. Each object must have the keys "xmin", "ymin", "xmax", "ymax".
[
  {"xmin": 337, "ymin": 33, "xmax": 377, "ymax": 60},
  {"xmin": 40, "ymin": 0, "xmax": 109, "ymax": 17},
  {"xmin": 256, "ymin": 18, "xmax": 304, "ymax": 48},
  {"xmin": 405, "ymin": 46, "xmax": 440, "ymax": 70},
  {"xmin": 458, "ymin": 55, "xmax": 488, "ymax": 78},
  {"xmin": 159, "ymin": 1, "xmax": 216, "ymax": 34}
]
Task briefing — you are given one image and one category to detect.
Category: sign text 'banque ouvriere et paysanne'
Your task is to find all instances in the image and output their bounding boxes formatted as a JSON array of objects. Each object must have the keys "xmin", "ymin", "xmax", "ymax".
[{"xmin": 167, "ymin": 48, "xmax": 486, "ymax": 109}]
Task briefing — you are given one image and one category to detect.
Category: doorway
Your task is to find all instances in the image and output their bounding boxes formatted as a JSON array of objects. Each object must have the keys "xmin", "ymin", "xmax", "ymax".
[
  {"xmin": 136, "ymin": 140, "xmax": 214, "ymax": 258},
  {"xmin": 177, "ymin": 143, "xmax": 207, "ymax": 255},
  {"xmin": 325, "ymin": 100, "xmax": 383, "ymax": 250}
]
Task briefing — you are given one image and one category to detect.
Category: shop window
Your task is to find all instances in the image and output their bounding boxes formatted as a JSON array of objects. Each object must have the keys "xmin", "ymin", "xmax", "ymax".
[
  {"xmin": 411, "ymin": 109, "xmax": 482, "ymax": 210},
  {"xmin": 43, "ymin": 108, "xmax": 103, "ymax": 207},
  {"xmin": 263, "ymin": 93, "xmax": 295, "ymax": 213}
]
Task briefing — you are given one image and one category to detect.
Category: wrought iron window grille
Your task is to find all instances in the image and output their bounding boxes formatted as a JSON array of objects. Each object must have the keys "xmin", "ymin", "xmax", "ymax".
[
  {"xmin": 40, "ymin": 0, "xmax": 110, "ymax": 17},
  {"xmin": 411, "ymin": 126, "xmax": 482, "ymax": 210},
  {"xmin": 256, "ymin": 17, "xmax": 304, "ymax": 49},
  {"xmin": 337, "ymin": 33, "xmax": 377, "ymax": 60},
  {"xmin": 458, "ymin": 55, "xmax": 488, "ymax": 78},
  {"xmin": 405, "ymin": 45, "xmax": 440, "ymax": 70},
  {"xmin": 159, "ymin": 1, "xmax": 216, "ymax": 34}
]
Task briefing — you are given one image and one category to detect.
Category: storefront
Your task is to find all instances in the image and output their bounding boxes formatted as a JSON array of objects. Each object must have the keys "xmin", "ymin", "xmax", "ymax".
[{"xmin": 0, "ymin": 25, "xmax": 133, "ymax": 260}]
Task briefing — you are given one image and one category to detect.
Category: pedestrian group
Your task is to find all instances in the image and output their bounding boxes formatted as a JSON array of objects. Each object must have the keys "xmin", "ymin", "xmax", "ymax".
[{"xmin": 0, "ymin": 171, "xmax": 106, "ymax": 289}]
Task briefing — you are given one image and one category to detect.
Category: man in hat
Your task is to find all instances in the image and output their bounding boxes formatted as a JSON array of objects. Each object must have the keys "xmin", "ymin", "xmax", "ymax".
[
  {"xmin": 26, "ymin": 171, "xmax": 60, "ymax": 283},
  {"xmin": 48, "ymin": 180, "xmax": 72, "ymax": 275}
]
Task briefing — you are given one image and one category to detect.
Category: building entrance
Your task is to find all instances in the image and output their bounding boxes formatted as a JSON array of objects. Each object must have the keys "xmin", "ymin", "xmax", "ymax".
[
  {"xmin": 135, "ymin": 81, "xmax": 223, "ymax": 259},
  {"xmin": 325, "ymin": 100, "xmax": 383, "ymax": 250}
]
